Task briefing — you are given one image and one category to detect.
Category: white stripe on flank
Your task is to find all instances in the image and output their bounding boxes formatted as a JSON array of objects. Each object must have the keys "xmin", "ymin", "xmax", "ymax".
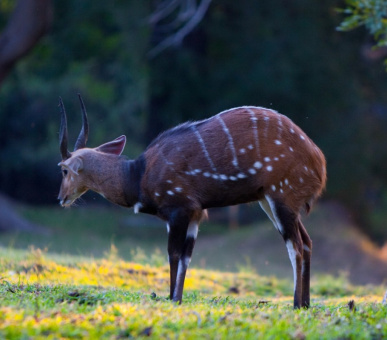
[
  {"xmin": 191, "ymin": 126, "xmax": 217, "ymax": 172},
  {"xmin": 247, "ymin": 108, "xmax": 260, "ymax": 158},
  {"xmin": 217, "ymin": 116, "xmax": 239, "ymax": 168}
]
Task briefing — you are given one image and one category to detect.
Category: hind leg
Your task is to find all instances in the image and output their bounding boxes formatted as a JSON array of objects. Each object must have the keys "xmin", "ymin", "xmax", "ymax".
[
  {"xmin": 298, "ymin": 220, "xmax": 312, "ymax": 307},
  {"xmin": 260, "ymin": 195, "xmax": 304, "ymax": 309}
]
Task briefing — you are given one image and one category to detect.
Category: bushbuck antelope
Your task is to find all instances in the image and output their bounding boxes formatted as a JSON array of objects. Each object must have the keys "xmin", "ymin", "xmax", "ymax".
[{"xmin": 57, "ymin": 95, "xmax": 326, "ymax": 309}]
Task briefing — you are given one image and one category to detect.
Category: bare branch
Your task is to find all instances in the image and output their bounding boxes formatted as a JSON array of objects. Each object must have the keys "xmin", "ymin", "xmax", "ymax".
[
  {"xmin": 0, "ymin": 0, "xmax": 53, "ymax": 85},
  {"xmin": 149, "ymin": 0, "xmax": 211, "ymax": 58}
]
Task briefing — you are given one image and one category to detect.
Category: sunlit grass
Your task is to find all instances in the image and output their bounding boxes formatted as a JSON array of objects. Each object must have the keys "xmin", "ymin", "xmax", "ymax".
[{"xmin": 0, "ymin": 246, "xmax": 385, "ymax": 339}]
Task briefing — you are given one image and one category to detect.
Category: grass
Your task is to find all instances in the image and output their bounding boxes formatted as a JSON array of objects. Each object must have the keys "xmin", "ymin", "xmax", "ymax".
[{"xmin": 0, "ymin": 246, "xmax": 386, "ymax": 339}]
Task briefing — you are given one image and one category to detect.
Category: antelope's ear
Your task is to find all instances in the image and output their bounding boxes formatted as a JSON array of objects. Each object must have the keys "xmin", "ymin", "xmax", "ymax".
[
  {"xmin": 95, "ymin": 135, "xmax": 126, "ymax": 155},
  {"xmin": 60, "ymin": 157, "xmax": 83, "ymax": 175}
]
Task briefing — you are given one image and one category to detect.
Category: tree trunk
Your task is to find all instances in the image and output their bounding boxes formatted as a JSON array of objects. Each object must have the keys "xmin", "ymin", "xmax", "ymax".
[{"xmin": 0, "ymin": 0, "xmax": 53, "ymax": 84}]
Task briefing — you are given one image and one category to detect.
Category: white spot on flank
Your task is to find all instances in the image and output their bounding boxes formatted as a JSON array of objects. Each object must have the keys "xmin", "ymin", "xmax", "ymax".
[
  {"xmin": 167, "ymin": 180, "xmax": 172, "ymax": 183},
  {"xmin": 280, "ymin": 154, "xmax": 285, "ymax": 158},
  {"xmin": 280, "ymin": 189, "xmax": 284, "ymax": 193},
  {"xmin": 274, "ymin": 140, "xmax": 282, "ymax": 145},
  {"xmin": 266, "ymin": 166, "xmax": 273, "ymax": 172},
  {"xmin": 290, "ymin": 128, "xmax": 295, "ymax": 134},
  {"xmin": 299, "ymin": 177, "xmax": 304, "ymax": 183},
  {"xmin": 229, "ymin": 176, "xmax": 237, "ymax": 181},
  {"xmin": 155, "ymin": 192, "xmax": 160, "ymax": 197},
  {"xmin": 254, "ymin": 161, "xmax": 263, "ymax": 169},
  {"xmin": 280, "ymin": 181, "xmax": 283, "ymax": 187},
  {"xmin": 300, "ymin": 135, "xmax": 305, "ymax": 140},
  {"xmin": 271, "ymin": 185, "xmax": 276, "ymax": 192},
  {"xmin": 237, "ymin": 173, "xmax": 247, "ymax": 179},
  {"xmin": 203, "ymin": 172, "xmax": 211, "ymax": 177},
  {"xmin": 219, "ymin": 174, "xmax": 228, "ymax": 180},
  {"xmin": 212, "ymin": 174, "xmax": 219, "ymax": 179},
  {"xmin": 247, "ymin": 144, "xmax": 254, "ymax": 150},
  {"xmin": 285, "ymin": 179, "xmax": 289, "ymax": 185},
  {"xmin": 166, "ymin": 223, "xmax": 170, "ymax": 233},
  {"xmin": 304, "ymin": 166, "xmax": 308, "ymax": 172},
  {"xmin": 167, "ymin": 190, "xmax": 174, "ymax": 196},
  {"xmin": 264, "ymin": 157, "xmax": 271, "ymax": 162},
  {"xmin": 194, "ymin": 169, "xmax": 202, "ymax": 173},
  {"xmin": 248, "ymin": 168, "xmax": 257, "ymax": 175},
  {"xmin": 274, "ymin": 157, "xmax": 279, "ymax": 161},
  {"xmin": 175, "ymin": 187, "xmax": 183, "ymax": 192},
  {"xmin": 134, "ymin": 202, "xmax": 142, "ymax": 214},
  {"xmin": 239, "ymin": 148, "xmax": 246, "ymax": 154},
  {"xmin": 289, "ymin": 146, "xmax": 294, "ymax": 152}
]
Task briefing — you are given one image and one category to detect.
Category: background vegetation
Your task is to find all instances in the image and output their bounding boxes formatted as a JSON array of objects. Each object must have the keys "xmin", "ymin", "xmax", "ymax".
[{"xmin": 1, "ymin": 1, "xmax": 387, "ymax": 243}]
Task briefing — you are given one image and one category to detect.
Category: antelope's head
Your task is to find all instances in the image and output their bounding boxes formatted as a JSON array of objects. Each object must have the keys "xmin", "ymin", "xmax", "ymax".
[{"xmin": 57, "ymin": 95, "xmax": 126, "ymax": 207}]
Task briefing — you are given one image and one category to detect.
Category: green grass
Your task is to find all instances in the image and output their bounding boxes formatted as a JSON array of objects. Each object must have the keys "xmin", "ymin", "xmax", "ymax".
[{"xmin": 0, "ymin": 246, "xmax": 385, "ymax": 339}]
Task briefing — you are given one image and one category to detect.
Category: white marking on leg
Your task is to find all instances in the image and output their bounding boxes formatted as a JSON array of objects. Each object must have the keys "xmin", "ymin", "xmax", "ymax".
[
  {"xmin": 191, "ymin": 126, "xmax": 217, "ymax": 172},
  {"xmin": 174, "ymin": 259, "xmax": 187, "ymax": 299},
  {"xmin": 259, "ymin": 197, "xmax": 279, "ymax": 232},
  {"xmin": 264, "ymin": 195, "xmax": 285, "ymax": 234},
  {"xmin": 134, "ymin": 202, "xmax": 142, "ymax": 214},
  {"xmin": 217, "ymin": 116, "xmax": 239, "ymax": 168},
  {"xmin": 187, "ymin": 221, "xmax": 199, "ymax": 239},
  {"xmin": 286, "ymin": 240, "xmax": 298, "ymax": 293},
  {"xmin": 166, "ymin": 223, "xmax": 170, "ymax": 233}
]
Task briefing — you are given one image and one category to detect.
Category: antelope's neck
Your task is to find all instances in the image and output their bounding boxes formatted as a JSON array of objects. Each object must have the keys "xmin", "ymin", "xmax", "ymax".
[{"xmin": 87, "ymin": 154, "xmax": 143, "ymax": 208}]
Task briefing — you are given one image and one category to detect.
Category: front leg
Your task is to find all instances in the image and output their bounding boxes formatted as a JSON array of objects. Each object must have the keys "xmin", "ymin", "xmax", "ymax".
[{"xmin": 167, "ymin": 209, "xmax": 201, "ymax": 303}]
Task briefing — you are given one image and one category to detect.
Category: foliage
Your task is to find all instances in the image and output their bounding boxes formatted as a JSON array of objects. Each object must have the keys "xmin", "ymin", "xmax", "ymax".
[
  {"xmin": 0, "ymin": 247, "xmax": 385, "ymax": 339},
  {"xmin": 1, "ymin": 1, "xmax": 387, "ymax": 240},
  {"xmin": 338, "ymin": 0, "xmax": 387, "ymax": 46}
]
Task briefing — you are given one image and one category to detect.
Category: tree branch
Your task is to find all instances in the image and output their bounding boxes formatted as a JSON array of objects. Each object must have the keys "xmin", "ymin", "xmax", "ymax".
[
  {"xmin": 148, "ymin": 0, "xmax": 211, "ymax": 58},
  {"xmin": 0, "ymin": 0, "xmax": 53, "ymax": 85}
]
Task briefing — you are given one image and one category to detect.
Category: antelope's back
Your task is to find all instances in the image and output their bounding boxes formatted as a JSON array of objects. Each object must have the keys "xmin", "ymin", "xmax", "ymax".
[{"xmin": 143, "ymin": 107, "xmax": 326, "ymax": 213}]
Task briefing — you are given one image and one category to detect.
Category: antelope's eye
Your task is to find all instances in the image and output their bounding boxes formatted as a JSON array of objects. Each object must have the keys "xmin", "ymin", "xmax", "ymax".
[{"xmin": 62, "ymin": 169, "xmax": 68, "ymax": 176}]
